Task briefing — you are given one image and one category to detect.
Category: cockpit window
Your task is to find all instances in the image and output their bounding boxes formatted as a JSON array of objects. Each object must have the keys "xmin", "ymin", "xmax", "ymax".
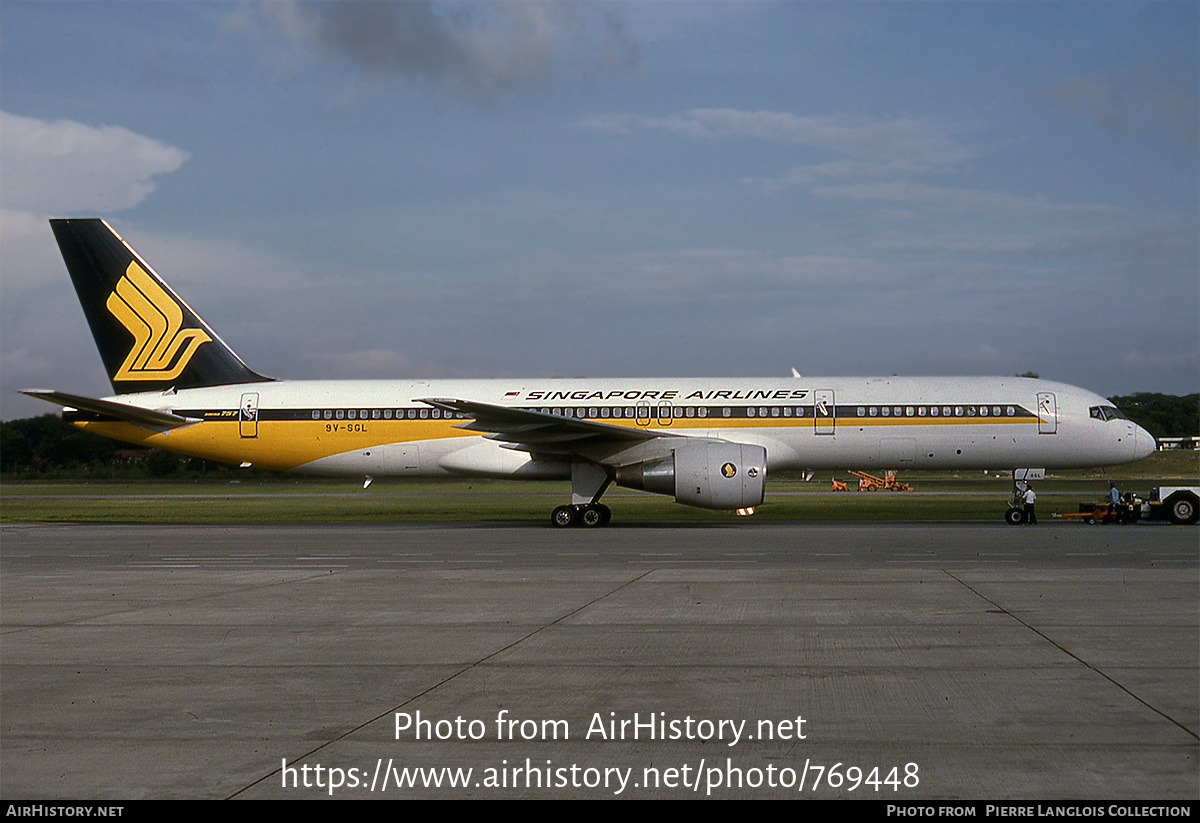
[{"xmin": 1089, "ymin": 405, "xmax": 1127, "ymax": 421}]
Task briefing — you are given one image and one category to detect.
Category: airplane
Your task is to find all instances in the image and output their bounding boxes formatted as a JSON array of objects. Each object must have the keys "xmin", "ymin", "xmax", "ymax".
[{"xmin": 22, "ymin": 218, "xmax": 1156, "ymax": 526}]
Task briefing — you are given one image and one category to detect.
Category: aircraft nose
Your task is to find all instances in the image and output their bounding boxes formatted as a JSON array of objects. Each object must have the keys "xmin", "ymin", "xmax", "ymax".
[{"xmin": 1134, "ymin": 424, "xmax": 1156, "ymax": 461}]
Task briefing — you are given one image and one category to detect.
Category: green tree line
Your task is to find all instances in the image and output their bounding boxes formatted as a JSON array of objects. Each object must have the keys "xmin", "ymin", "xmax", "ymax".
[
  {"xmin": 2, "ymin": 393, "xmax": 1196, "ymax": 478},
  {"xmin": 1109, "ymin": 393, "xmax": 1199, "ymax": 443},
  {"xmin": 0, "ymin": 414, "xmax": 235, "ymax": 478}
]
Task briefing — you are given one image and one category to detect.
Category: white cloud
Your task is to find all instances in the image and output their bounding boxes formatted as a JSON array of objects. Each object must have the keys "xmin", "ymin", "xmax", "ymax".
[
  {"xmin": 0, "ymin": 112, "xmax": 190, "ymax": 296},
  {"xmin": 579, "ymin": 109, "xmax": 972, "ymax": 169},
  {"xmin": 742, "ymin": 160, "xmax": 900, "ymax": 192},
  {"xmin": 812, "ymin": 180, "xmax": 1127, "ymax": 220},
  {"xmin": 0, "ymin": 111, "xmax": 189, "ymax": 215}
]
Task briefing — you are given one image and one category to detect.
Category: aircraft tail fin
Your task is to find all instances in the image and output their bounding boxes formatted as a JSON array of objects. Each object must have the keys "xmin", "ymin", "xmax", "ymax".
[{"xmin": 50, "ymin": 219, "xmax": 272, "ymax": 394}]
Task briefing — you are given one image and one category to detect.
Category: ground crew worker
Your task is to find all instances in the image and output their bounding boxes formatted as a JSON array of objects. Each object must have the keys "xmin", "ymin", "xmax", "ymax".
[{"xmin": 1023, "ymin": 486, "xmax": 1037, "ymax": 525}]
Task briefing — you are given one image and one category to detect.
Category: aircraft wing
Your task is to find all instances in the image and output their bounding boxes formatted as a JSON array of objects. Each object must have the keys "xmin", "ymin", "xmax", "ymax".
[
  {"xmin": 418, "ymin": 397, "xmax": 707, "ymax": 466},
  {"xmin": 20, "ymin": 389, "xmax": 199, "ymax": 432}
]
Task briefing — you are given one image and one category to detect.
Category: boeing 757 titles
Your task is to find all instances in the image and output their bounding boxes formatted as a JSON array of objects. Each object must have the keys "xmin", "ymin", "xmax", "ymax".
[{"xmin": 22, "ymin": 219, "xmax": 1155, "ymax": 526}]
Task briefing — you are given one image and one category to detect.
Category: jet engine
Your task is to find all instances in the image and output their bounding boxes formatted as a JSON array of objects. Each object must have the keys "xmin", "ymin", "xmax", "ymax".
[{"xmin": 615, "ymin": 442, "xmax": 766, "ymax": 511}]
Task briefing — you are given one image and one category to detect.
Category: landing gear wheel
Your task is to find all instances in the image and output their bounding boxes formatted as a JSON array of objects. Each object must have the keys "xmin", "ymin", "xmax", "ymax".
[
  {"xmin": 1005, "ymin": 507, "xmax": 1025, "ymax": 525},
  {"xmin": 581, "ymin": 504, "xmax": 611, "ymax": 527},
  {"xmin": 552, "ymin": 505, "xmax": 577, "ymax": 528},
  {"xmin": 580, "ymin": 505, "xmax": 605, "ymax": 527}
]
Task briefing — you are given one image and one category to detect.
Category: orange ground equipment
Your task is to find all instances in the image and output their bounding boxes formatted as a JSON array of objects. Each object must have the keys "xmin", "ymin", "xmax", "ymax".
[
  {"xmin": 1056, "ymin": 499, "xmax": 1139, "ymax": 525},
  {"xmin": 847, "ymin": 470, "xmax": 914, "ymax": 492}
]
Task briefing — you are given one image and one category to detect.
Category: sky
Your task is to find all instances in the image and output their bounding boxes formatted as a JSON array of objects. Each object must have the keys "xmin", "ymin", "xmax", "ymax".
[{"xmin": 2, "ymin": 0, "xmax": 1197, "ymax": 420}]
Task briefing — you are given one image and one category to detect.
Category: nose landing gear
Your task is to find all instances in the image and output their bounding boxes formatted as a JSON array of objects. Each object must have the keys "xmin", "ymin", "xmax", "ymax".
[{"xmin": 1006, "ymin": 468, "xmax": 1043, "ymax": 525}]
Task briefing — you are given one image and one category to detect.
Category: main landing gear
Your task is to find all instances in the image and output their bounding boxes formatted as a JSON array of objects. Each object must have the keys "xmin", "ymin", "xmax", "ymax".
[
  {"xmin": 552, "ymin": 503, "xmax": 613, "ymax": 528},
  {"xmin": 552, "ymin": 462, "xmax": 614, "ymax": 528}
]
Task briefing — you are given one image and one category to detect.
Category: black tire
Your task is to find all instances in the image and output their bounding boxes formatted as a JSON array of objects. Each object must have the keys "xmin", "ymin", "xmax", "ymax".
[
  {"xmin": 577, "ymin": 504, "xmax": 613, "ymax": 527},
  {"xmin": 580, "ymin": 505, "xmax": 604, "ymax": 527},
  {"xmin": 1005, "ymin": 507, "xmax": 1025, "ymax": 525},
  {"xmin": 551, "ymin": 505, "xmax": 577, "ymax": 528},
  {"xmin": 1166, "ymin": 493, "xmax": 1199, "ymax": 525}
]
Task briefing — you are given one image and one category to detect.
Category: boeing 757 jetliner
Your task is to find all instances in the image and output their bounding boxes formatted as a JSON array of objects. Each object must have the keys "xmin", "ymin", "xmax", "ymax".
[{"xmin": 23, "ymin": 219, "xmax": 1155, "ymax": 526}]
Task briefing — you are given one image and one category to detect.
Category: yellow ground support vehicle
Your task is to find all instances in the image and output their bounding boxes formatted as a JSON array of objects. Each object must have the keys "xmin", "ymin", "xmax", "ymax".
[
  {"xmin": 846, "ymin": 470, "xmax": 913, "ymax": 492},
  {"xmin": 1056, "ymin": 487, "xmax": 1199, "ymax": 525},
  {"xmin": 1057, "ymin": 501, "xmax": 1138, "ymax": 525}
]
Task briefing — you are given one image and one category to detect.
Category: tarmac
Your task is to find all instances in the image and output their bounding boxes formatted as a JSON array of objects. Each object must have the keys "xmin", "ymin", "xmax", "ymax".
[{"xmin": 1, "ymin": 521, "xmax": 1196, "ymax": 799}]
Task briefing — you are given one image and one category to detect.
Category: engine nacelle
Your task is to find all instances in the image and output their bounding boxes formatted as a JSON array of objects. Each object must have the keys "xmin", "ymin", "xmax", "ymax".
[{"xmin": 616, "ymin": 442, "xmax": 766, "ymax": 511}]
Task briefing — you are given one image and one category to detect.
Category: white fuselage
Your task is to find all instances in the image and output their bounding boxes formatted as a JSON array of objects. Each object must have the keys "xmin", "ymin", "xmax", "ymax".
[{"xmin": 74, "ymin": 375, "xmax": 1154, "ymax": 479}]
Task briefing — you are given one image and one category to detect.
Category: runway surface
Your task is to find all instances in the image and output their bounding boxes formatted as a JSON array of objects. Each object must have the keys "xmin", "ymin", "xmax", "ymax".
[{"xmin": 2, "ymin": 521, "xmax": 1196, "ymax": 799}]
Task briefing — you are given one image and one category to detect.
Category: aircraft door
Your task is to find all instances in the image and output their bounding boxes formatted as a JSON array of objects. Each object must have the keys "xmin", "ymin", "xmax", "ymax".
[
  {"xmin": 239, "ymin": 392, "xmax": 259, "ymax": 438},
  {"xmin": 814, "ymin": 389, "xmax": 835, "ymax": 435},
  {"xmin": 1036, "ymin": 392, "xmax": 1057, "ymax": 434},
  {"xmin": 636, "ymin": 402, "xmax": 651, "ymax": 427},
  {"xmin": 657, "ymin": 403, "xmax": 674, "ymax": 427}
]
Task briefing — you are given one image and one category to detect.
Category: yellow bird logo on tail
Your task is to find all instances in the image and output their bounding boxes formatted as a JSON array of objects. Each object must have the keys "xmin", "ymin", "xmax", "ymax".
[{"xmin": 106, "ymin": 261, "xmax": 211, "ymax": 382}]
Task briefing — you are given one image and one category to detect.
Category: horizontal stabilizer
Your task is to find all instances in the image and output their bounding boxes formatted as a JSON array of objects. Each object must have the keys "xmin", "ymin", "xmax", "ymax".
[{"xmin": 19, "ymin": 389, "xmax": 197, "ymax": 431}]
